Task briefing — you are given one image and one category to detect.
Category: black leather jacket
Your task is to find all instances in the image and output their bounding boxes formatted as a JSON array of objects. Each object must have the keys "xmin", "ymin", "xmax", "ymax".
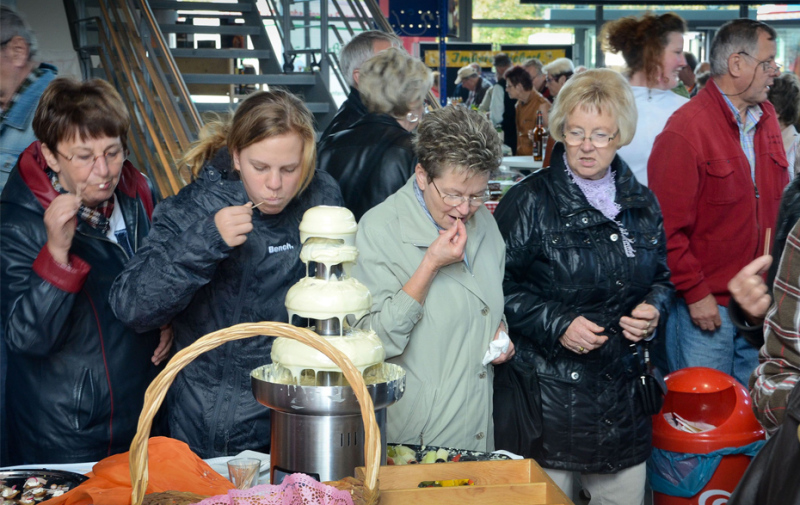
[
  {"xmin": 318, "ymin": 113, "xmax": 416, "ymax": 221},
  {"xmin": 110, "ymin": 148, "xmax": 343, "ymax": 458},
  {"xmin": 494, "ymin": 143, "xmax": 674, "ymax": 473},
  {"xmin": 1, "ymin": 142, "xmax": 160, "ymax": 465},
  {"xmin": 319, "ymin": 88, "xmax": 367, "ymax": 143}
]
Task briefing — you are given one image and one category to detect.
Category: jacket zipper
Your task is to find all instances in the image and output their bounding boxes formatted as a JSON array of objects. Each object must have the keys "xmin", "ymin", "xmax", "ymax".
[{"xmin": 208, "ymin": 258, "xmax": 254, "ymax": 455}]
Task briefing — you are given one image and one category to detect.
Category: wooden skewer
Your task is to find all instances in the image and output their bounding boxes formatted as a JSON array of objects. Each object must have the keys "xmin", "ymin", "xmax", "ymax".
[
  {"xmin": 251, "ymin": 201, "xmax": 266, "ymax": 209},
  {"xmin": 765, "ymin": 228, "xmax": 772, "ymax": 256}
]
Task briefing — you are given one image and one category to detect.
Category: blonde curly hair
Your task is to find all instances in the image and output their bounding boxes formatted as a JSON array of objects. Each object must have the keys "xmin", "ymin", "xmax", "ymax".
[{"xmin": 358, "ymin": 47, "xmax": 432, "ymax": 118}]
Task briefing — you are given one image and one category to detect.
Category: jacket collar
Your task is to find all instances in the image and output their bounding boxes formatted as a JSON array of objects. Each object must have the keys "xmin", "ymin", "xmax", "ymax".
[
  {"xmin": 346, "ymin": 88, "xmax": 368, "ymax": 116},
  {"xmin": 547, "ymin": 142, "xmax": 650, "ymax": 222},
  {"xmin": 394, "ymin": 176, "xmax": 491, "ymax": 304},
  {"xmin": 702, "ymin": 78, "xmax": 775, "ymax": 132},
  {"xmin": 350, "ymin": 112, "xmax": 406, "ymax": 130},
  {"xmin": 395, "ymin": 177, "xmax": 488, "ymax": 265},
  {"xmin": 17, "ymin": 141, "xmax": 146, "ymax": 210}
]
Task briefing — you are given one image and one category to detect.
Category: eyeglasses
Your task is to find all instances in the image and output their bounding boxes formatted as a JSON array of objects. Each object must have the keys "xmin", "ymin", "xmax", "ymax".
[
  {"xmin": 563, "ymin": 129, "xmax": 619, "ymax": 148},
  {"xmin": 430, "ymin": 179, "xmax": 490, "ymax": 207},
  {"xmin": 56, "ymin": 147, "xmax": 128, "ymax": 170},
  {"xmin": 737, "ymin": 51, "xmax": 782, "ymax": 74}
]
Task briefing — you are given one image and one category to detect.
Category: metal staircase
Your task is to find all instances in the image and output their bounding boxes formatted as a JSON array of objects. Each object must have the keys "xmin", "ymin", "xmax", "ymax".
[{"xmin": 63, "ymin": 0, "xmax": 389, "ymax": 198}]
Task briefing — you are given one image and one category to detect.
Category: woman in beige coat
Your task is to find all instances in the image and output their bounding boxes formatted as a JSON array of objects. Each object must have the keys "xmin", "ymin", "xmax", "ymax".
[{"xmin": 353, "ymin": 106, "xmax": 514, "ymax": 452}]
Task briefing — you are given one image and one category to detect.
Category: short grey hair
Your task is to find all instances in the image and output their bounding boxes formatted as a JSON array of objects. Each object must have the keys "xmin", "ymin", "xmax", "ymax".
[
  {"xmin": 0, "ymin": 5, "xmax": 37, "ymax": 59},
  {"xmin": 710, "ymin": 19, "xmax": 777, "ymax": 77},
  {"xmin": 339, "ymin": 30, "xmax": 402, "ymax": 88},
  {"xmin": 549, "ymin": 68, "xmax": 637, "ymax": 147},
  {"xmin": 413, "ymin": 106, "xmax": 502, "ymax": 180},
  {"xmin": 522, "ymin": 58, "xmax": 543, "ymax": 73},
  {"xmin": 358, "ymin": 47, "xmax": 432, "ymax": 117},
  {"xmin": 544, "ymin": 57, "xmax": 575, "ymax": 77}
]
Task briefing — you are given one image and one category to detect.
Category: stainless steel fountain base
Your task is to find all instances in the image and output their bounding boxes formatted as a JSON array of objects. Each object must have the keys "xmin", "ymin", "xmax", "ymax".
[{"xmin": 251, "ymin": 363, "xmax": 405, "ymax": 483}]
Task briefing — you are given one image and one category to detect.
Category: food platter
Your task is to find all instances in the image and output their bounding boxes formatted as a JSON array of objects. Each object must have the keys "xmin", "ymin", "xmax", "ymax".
[{"xmin": 0, "ymin": 470, "xmax": 88, "ymax": 504}]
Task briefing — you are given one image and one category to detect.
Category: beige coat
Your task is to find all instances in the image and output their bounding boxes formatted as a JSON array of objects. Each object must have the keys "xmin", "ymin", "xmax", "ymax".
[{"xmin": 353, "ymin": 177, "xmax": 506, "ymax": 452}]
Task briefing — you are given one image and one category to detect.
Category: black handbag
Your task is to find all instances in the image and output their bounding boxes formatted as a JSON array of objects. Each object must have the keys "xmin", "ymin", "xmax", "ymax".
[
  {"xmin": 493, "ymin": 356, "xmax": 542, "ymax": 457},
  {"xmin": 632, "ymin": 342, "xmax": 667, "ymax": 416}
]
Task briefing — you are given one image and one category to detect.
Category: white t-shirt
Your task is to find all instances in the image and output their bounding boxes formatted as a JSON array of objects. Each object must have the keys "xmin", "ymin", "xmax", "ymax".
[{"xmin": 617, "ymin": 87, "xmax": 689, "ymax": 186}]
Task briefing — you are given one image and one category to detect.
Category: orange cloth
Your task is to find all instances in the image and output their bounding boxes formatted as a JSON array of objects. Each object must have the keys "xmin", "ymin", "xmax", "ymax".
[{"xmin": 47, "ymin": 437, "xmax": 235, "ymax": 505}]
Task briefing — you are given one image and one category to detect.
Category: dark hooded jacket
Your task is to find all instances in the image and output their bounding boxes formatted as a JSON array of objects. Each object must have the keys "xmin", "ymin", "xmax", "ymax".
[
  {"xmin": 1, "ymin": 141, "xmax": 159, "ymax": 465},
  {"xmin": 494, "ymin": 143, "xmax": 673, "ymax": 473},
  {"xmin": 317, "ymin": 113, "xmax": 416, "ymax": 221},
  {"xmin": 109, "ymin": 148, "xmax": 343, "ymax": 458}
]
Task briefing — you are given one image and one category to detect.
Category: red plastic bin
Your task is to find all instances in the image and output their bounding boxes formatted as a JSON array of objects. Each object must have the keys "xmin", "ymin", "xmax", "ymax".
[{"xmin": 651, "ymin": 367, "xmax": 764, "ymax": 505}]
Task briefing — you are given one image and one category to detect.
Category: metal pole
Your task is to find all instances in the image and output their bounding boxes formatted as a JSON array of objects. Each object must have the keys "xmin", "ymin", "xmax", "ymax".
[
  {"xmin": 595, "ymin": 5, "xmax": 604, "ymax": 68},
  {"xmin": 440, "ymin": 0, "xmax": 447, "ymax": 106}
]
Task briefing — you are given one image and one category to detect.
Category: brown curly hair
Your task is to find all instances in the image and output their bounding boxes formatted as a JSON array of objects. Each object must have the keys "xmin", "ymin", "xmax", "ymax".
[{"xmin": 601, "ymin": 12, "xmax": 686, "ymax": 88}]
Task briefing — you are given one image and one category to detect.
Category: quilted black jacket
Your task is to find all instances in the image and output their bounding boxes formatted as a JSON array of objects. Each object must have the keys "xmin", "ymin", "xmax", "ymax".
[
  {"xmin": 494, "ymin": 142, "xmax": 674, "ymax": 473},
  {"xmin": 1, "ymin": 142, "xmax": 160, "ymax": 465},
  {"xmin": 109, "ymin": 148, "xmax": 343, "ymax": 458},
  {"xmin": 317, "ymin": 113, "xmax": 416, "ymax": 221}
]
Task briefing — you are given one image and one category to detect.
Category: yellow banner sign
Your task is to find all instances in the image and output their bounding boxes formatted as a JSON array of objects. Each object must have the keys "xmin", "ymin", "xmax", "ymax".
[{"xmin": 424, "ymin": 49, "xmax": 567, "ymax": 68}]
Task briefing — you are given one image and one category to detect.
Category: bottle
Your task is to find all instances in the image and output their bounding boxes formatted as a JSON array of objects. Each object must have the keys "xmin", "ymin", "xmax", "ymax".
[{"xmin": 532, "ymin": 111, "xmax": 547, "ymax": 162}]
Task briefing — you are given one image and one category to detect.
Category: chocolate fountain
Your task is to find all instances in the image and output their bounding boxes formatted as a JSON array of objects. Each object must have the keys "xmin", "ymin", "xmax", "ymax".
[{"xmin": 251, "ymin": 206, "xmax": 405, "ymax": 484}]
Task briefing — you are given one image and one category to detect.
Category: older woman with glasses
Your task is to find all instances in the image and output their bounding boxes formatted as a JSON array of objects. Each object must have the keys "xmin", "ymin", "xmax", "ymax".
[
  {"xmin": 543, "ymin": 57, "xmax": 575, "ymax": 98},
  {"xmin": 352, "ymin": 105, "xmax": 514, "ymax": 452},
  {"xmin": 494, "ymin": 69, "xmax": 673, "ymax": 505},
  {"xmin": 0, "ymin": 78, "xmax": 168, "ymax": 464}
]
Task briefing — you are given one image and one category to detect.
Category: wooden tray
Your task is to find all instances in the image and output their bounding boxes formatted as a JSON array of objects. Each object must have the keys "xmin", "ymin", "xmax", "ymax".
[{"xmin": 356, "ymin": 458, "xmax": 573, "ymax": 504}]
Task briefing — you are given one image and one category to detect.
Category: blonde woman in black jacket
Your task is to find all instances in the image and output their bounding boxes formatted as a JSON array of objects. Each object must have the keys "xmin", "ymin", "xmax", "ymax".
[
  {"xmin": 494, "ymin": 69, "xmax": 673, "ymax": 505},
  {"xmin": 110, "ymin": 90, "xmax": 343, "ymax": 458}
]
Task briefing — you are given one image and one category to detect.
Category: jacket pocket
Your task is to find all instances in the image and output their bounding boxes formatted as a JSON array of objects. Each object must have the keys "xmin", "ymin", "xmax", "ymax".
[
  {"xmin": 705, "ymin": 159, "xmax": 745, "ymax": 205},
  {"xmin": 72, "ymin": 368, "xmax": 97, "ymax": 431}
]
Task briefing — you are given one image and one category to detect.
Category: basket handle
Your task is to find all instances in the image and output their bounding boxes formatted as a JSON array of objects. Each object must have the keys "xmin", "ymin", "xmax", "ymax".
[{"xmin": 129, "ymin": 322, "xmax": 380, "ymax": 505}]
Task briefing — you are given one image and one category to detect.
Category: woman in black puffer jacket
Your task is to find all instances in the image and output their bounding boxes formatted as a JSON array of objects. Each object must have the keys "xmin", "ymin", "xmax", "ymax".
[
  {"xmin": 110, "ymin": 90, "xmax": 343, "ymax": 458},
  {"xmin": 494, "ymin": 69, "xmax": 673, "ymax": 505}
]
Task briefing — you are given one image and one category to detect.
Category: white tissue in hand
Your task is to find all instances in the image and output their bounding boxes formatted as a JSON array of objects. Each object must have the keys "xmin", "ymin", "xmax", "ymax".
[{"xmin": 482, "ymin": 330, "xmax": 510, "ymax": 366}]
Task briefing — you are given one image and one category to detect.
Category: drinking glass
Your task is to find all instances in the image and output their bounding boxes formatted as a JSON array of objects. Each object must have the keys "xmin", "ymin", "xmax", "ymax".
[{"xmin": 227, "ymin": 457, "xmax": 261, "ymax": 489}]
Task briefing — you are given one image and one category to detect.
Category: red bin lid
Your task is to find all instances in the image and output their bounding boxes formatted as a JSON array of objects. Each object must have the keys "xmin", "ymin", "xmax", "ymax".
[{"xmin": 651, "ymin": 367, "xmax": 764, "ymax": 453}]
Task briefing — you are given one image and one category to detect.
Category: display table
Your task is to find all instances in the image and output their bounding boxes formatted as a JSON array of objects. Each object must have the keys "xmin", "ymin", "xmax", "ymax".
[
  {"xmin": 502, "ymin": 156, "xmax": 543, "ymax": 174},
  {"xmin": 1, "ymin": 450, "xmax": 272, "ymax": 484}
]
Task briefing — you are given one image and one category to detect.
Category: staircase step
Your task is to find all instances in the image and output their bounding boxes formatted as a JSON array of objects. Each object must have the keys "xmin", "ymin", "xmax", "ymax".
[
  {"xmin": 149, "ymin": 1, "xmax": 256, "ymax": 12},
  {"xmin": 171, "ymin": 48, "xmax": 271, "ymax": 59},
  {"xmin": 182, "ymin": 73, "xmax": 317, "ymax": 85},
  {"xmin": 159, "ymin": 24, "xmax": 261, "ymax": 35},
  {"xmin": 195, "ymin": 101, "xmax": 330, "ymax": 114}
]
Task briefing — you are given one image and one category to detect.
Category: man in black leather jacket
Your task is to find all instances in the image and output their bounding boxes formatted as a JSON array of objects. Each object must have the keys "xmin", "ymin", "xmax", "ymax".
[
  {"xmin": 319, "ymin": 31, "xmax": 401, "ymax": 143},
  {"xmin": 318, "ymin": 48, "xmax": 429, "ymax": 221}
]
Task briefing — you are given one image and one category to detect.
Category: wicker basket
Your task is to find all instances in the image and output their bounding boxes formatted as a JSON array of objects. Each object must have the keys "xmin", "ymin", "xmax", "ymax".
[{"xmin": 128, "ymin": 322, "xmax": 380, "ymax": 505}]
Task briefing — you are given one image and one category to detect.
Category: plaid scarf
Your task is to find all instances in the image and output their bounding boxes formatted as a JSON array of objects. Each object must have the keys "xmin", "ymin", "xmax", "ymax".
[{"xmin": 46, "ymin": 168, "xmax": 114, "ymax": 234}]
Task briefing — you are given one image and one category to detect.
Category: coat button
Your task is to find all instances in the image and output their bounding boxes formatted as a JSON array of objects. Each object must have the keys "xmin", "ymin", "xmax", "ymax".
[
  {"xmin": 565, "ymin": 222, "xmax": 571, "ymax": 228},
  {"xmin": 551, "ymin": 236, "xmax": 560, "ymax": 244},
  {"xmin": 479, "ymin": 371, "xmax": 487, "ymax": 379},
  {"xmin": 610, "ymin": 233, "xmax": 619, "ymax": 242},
  {"xmin": 581, "ymin": 217, "xmax": 589, "ymax": 224},
  {"xmin": 481, "ymin": 306, "xmax": 489, "ymax": 316},
  {"xmin": 651, "ymin": 237, "xmax": 658, "ymax": 245},
  {"xmin": 570, "ymin": 371, "xmax": 580, "ymax": 380},
  {"xmin": 616, "ymin": 280, "xmax": 624, "ymax": 287},
  {"xmin": 476, "ymin": 432, "xmax": 485, "ymax": 440}
]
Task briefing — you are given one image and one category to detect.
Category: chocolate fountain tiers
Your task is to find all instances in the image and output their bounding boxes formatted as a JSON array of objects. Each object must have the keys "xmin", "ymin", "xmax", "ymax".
[{"xmin": 251, "ymin": 205, "xmax": 405, "ymax": 484}]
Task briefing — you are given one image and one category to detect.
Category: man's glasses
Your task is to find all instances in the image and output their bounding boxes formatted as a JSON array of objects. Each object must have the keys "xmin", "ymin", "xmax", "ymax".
[
  {"xmin": 563, "ymin": 129, "xmax": 619, "ymax": 148},
  {"xmin": 737, "ymin": 51, "xmax": 782, "ymax": 74},
  {"xmin": 57, "ymin": 148, "xmax": 128, "ymax": 170},
  {"xmin": 430, "ymin": 179, "xmax": 490, "ymax": 208}
]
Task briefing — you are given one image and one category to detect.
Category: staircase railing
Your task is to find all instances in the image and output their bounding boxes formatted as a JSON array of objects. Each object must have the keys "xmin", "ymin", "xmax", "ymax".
[{"xmin": 81, "ymin": 0, "xmax": 201, "ymax": 198}]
